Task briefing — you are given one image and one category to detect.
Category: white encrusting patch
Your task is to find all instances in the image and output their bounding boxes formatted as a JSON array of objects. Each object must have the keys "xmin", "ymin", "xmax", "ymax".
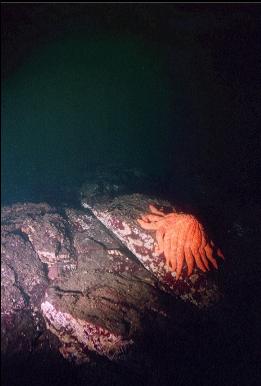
[{"xmin": 41, "ymin": 301, "xmax": 133, "ymax": 363}]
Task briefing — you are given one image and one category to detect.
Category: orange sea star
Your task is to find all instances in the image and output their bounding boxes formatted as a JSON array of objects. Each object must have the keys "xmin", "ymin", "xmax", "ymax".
[{"xmin": 137, "ymin": 204, "xmax": 224, "ymax": 280}]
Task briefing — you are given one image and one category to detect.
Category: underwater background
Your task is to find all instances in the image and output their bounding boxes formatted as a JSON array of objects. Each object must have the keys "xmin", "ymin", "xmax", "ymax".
[
  {"xmin": 2, "ymin": 4, "xmax": 260, "ymax": 212},
  {"xmin": 1, "ymin": 4, "xmax": 261, "ymax": 386}
]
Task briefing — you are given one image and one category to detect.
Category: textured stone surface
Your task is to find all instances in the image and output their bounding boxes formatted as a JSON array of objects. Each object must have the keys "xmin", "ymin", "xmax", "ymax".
[
  {"xmin": 1, "ymin": 204, "xmax": 51, "ymax": 357},
  {"xmin": 41, "ymin": 207, "xmax": 180, "ymax": 364},
  {"xmin": 81, "ymin": 193, "xmax": 222, "ymax": 308},
  {"xmin": 2, "ymin": 202, "xmax": 193, "ymax": 368}
]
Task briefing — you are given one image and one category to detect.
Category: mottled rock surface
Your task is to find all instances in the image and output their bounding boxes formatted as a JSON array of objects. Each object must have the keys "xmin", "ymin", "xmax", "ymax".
[
  {"xmin": 81, "ymin": 192, "xmax": 222, "ymax": 308},
  {"xmin": 1, "ymin": 201, "xmax": 197, "ymax": 370},
  {"xmin": 2, "ymin": 182, "xmax": 258, "ymax": 386},
  {"xmin": 1, "ymin": 204, "xmax": 51, "ymax": 357}
]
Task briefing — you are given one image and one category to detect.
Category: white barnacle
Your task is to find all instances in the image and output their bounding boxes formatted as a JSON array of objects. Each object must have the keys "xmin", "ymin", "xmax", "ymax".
[{"xmin": 120, "ymin": 222, "xmax": 132, "ymax": 236}]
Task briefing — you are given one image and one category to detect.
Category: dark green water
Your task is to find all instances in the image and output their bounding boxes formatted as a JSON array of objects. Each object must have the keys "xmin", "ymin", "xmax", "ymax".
[
  {"xmin": 3, "ymin": 30, "xmax": 259, "ymax": 210},
  {"xmin": 2, "ymin": 34, "xmax": 177, "ymax": 204}
]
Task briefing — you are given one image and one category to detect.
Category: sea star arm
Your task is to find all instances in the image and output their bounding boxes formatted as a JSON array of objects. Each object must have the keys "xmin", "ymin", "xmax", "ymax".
[
  {"xmin": 164, "ymin": 231, "xmax": 175, "ymax": 270},
  {"xmin": 169, "ymin": 227, "xmax": 178, "ymax": 271},
  {"xmin": 148, "ymin": 204, "xmax": 166, "ymax": 216},
  {"xmin": 175, "ymin": 224, "xmax": 186, "ymax": 279},
  {"xmin": 155, "ymin": 226, "xmax": 166, "ymax": 254},
  {"xmin": 184, "ymin": 245, "xmax": 194, "ymax": 277},
  {"xmin": 193, "ymin": 223, "xmax": 209, "ymax": 271},
  {"xmin": 183, "ymin": 221, "xmax": 206, "ymax": 274},
  {"xmin": 137, "ymin": 218, "xmax": 160, "ymax": 230},
  {"xmin": 137, "ymin": 205, "xmax": 224, "ymax": 279},
  {"xmin": 183, "ymin": 223, "xmax": 196, "ymax": 277},
  {"xmin": 198, "ymin": 224, "xmax": 210, "ymax": 271},
  {"xmin": 204, "ymin": 240, "xmax": 225, "ymax": 268}
]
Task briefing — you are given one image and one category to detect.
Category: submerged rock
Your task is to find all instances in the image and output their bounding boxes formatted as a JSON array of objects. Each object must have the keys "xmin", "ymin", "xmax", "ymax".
[
  {"xmin": 1, "ymin": 201, "xmax": 197, "ymax": 370},
  {"xmin": 1, "ymin": 180, "xmax": 223, "ymax": 372},
  {"xmin": 81, "ymin": 192, "xmax": 222, "ymax": 309}
]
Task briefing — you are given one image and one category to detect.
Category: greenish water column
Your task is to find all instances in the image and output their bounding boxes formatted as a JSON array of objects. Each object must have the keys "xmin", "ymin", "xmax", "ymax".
[{"xmin": 2, "ymin": 34, "xmax": 174, "ymax": 203}]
